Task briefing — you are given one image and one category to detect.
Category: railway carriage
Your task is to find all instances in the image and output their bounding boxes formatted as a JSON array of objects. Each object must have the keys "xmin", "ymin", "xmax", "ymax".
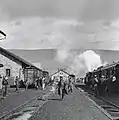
[
  {"xmin": 85, "ymin": 62, "xmax": 119, "ymax": 94},
  {"xmin": 100, "ymin": 62, "xmax": 119, "ymax": 93},
  {"xmin": 84, "ymin": 72, "xmax": 93, "ymax": 86}
]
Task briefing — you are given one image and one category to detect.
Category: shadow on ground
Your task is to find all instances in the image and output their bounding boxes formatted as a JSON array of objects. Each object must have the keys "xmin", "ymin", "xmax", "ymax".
[{"xmin": 48, "ymin": 98, "xmax": 61, "ymax": 101}]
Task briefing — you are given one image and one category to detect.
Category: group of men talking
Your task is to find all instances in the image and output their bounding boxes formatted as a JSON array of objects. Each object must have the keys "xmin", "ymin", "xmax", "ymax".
[{"xmin": 51, "ymin": 75, "xmax": 74, "ymax": 100}]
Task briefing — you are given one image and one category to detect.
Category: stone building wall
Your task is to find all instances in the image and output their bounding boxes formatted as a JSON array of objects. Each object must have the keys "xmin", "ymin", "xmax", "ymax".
[{"xmin": 0, "ymin": 54, "xmax": 24, "ymax": 87}]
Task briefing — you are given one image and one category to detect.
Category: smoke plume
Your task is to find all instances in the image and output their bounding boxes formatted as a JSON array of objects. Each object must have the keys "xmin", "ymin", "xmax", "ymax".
[{"xmin": 55, "ymin": 48, "xmax": 107, "ymax": 77}]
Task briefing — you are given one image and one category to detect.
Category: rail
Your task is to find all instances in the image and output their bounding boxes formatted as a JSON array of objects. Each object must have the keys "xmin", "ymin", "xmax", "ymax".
[{"xmin": 76, "ymin": 85, "xmax": 119, "ymax": 120}]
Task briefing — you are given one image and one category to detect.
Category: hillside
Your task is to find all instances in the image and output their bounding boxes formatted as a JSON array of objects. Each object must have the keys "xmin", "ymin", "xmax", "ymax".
[{"xmin": 8, "ymin": 49, "xmax": 119, "ymax": 74}]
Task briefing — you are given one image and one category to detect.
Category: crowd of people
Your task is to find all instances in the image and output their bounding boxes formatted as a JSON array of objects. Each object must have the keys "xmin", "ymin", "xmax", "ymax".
[
  {"xmin": 85, "ymin": 74, "xmax": 118, "ymax": 96},
  {"xmin": 0, "ymin": 74, "xmax": 74, "ymax": 100},
  {"xmin": 35, "ymin": 76, "xmax": 47, "ymax": 90},
  {"xmin": 1, "ymin": 75, "xmax": 48, "ymax": 99},
  {"xmin": 51, "ymin": 76, "xmax": 74, "ymax": 100}
]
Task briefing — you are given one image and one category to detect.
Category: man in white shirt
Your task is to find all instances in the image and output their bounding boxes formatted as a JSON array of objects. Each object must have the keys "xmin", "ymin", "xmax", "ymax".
[{"xmin": 42, "ymin": 76, "xmax": 46, "ymax": 90}]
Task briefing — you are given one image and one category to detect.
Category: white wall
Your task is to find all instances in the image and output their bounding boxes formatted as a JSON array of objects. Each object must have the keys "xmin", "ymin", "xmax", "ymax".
[{"xmin": 52, "ymin": 71, "xmax": 69, "ymax": 82}]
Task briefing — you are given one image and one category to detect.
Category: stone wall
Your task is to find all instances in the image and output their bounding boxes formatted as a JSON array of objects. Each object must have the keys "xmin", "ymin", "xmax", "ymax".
[{"xmin": 0, "ymin": 54, "xmax": 24, "ymax": 87}]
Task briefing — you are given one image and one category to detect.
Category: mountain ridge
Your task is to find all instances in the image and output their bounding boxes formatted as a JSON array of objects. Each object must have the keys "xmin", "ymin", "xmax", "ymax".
[{"xmin": 7, "ymin": 49, "xmax": 119, "ymax": 74}]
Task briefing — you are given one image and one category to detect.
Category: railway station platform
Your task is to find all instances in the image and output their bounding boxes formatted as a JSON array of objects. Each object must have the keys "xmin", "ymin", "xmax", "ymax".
[{"xmin": 29, "ymin": 85, "xmax": 110, "ymax": 120}]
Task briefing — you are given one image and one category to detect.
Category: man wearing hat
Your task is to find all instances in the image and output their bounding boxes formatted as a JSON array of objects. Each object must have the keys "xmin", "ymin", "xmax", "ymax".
[
  {"xmin": 68, "ymin": 76, "xmax": 73, "ymax": 93},
  {"xmin": 15, "ymin": 76, "xmax": 19, "ymax": 92},
  {"xmin": 94, "ymin": 75, "xmax": 99, "ymax": 96},
  {"xmin": 57, "ymin": 76, "xmax": 67, "ymax": 100},
  {"xmin": 100, "ymin": 75, "xmax": 106, "ymax": 95},
  {"xmin": 0, "ymin": 75, "xmax": 2, "ymax": 89},
  {"xmin": 2, "ymin": 76, "xmax": 8, "ymax": 99}
]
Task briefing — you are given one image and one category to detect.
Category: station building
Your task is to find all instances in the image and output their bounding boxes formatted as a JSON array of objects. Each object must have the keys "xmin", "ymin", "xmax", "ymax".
[
  {"xmin": 51, "ymin": 69, "xmax": 70, "ymax": 82},
  {"xmin": 0, "ymin": 47, "xmax": 42, "ymax": 88}
]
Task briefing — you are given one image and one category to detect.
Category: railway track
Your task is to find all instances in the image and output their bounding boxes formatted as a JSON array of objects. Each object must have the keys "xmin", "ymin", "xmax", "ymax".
[
  {"xmin": 0, "ymin": 91, "xmax": 53, "ymax": 120},
  {"xmin": 0, "ymin": 86, "xmax": 53, "ymax": 120},
  {"xmin": 76, "ymin": 85, "xmax": 119, "ymax": 120}
]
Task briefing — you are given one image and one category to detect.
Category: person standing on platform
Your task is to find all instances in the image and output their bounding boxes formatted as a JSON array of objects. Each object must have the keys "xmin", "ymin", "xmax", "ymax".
[
  {"xmin": 68, "ymin": 76, "xmax": 73, "ymax": 93},
  {"xmin": 25, "ymin": 79, "xmax": 28, "ymax": 90},
  {"xmin": 39, "ymin": 77, "xmax": 42, "ymax": 89},
  {"xmin": 99, "ymin": 75, "xmax": 105, "ymax": 96},
  {"xmin": 15, "ymin": 76, "xmax": 19, "ymax": 92},
  {"xmin": 36, "ymin": 76, "xmax": 41, "ymax": 90},
  {"xmin": 57, "ymin": 76, "xmax": 66, "ymax": 100},
  {"xmin": 42, "ymin": 76, "xmax": 46, "ymax": 90},
  {"xmin": 2, "ymin": 76, "xmax": 8, "ymax": 99},
  {"xmin": 36, "ymin": 77, "xmax": 39, "ymax": 90},
  {"xmin": 0, "ymin": 75, "xmax": 2, "ymax": 89},
  {"xmin": 94, "ymin": 75, "xmax": 99, "ymax": 96},
  {"xmin": 50, "ymin": 80, "xmax": 56, "ymax": 94}
]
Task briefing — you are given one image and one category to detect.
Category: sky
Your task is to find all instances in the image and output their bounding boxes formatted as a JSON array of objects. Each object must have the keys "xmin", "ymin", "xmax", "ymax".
[{"xmin": 0, "ymin": 0, "xmax": 119, "ymax": 50}]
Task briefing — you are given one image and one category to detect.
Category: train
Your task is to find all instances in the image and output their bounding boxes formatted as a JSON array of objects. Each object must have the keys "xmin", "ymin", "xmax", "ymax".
[
  {"xmin": 84, "ymin": 61, "xmax": 119, "ymax": 95},
  {"xmin": 18, "ymin": 69, "xmax": 50, "ymax": 89}
]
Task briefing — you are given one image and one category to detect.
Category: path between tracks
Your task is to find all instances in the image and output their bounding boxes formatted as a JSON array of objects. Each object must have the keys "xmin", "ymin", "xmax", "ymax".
[
  {"xmin": 29, "ymin": 86, "xmax": 110, "ymax": 120},
  {"xmin": 0, "ymin": 86, "xmax": 51, "ymax": 118}
]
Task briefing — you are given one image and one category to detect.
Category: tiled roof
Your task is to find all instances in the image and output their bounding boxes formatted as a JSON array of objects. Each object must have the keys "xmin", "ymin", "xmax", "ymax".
[{"xmin": 51, "ymin": 69, "xmax": 70, "ymax": 76}]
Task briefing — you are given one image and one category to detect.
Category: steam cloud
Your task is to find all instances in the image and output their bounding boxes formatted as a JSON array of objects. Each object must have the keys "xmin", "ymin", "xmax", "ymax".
[{"xmin": 55, "ymin": 48, "xmax": 107, "ymax": 77}]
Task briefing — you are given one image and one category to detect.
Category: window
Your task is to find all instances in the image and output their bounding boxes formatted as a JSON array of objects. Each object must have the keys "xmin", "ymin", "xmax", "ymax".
[{"xmin": 6, "ymin": 69, "xmax": 10, "ymax": 77}]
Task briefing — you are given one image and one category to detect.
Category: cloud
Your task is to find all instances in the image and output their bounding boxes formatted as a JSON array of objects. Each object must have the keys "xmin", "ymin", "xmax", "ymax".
[
  {"xmin": 1, "ymin": 0, "xmax": 119, "ymax": 21},
  {"xmin": 53, "ymin": 19, "xmax": 82, "ymax": 26},
  {"xmin": 1, "ymin": 16, "xmax": 119, "ymax": 50},
  {"xmin": 0, "ymin": 17, "xmax": 83, "ymax": 49},
  {"xmin": 55, "ymin": 45, "xmax": 72, "ymax": 63},
  {"xmin": 81, "ymin": 0, "xmax": 119, "ymax": 21},
  {"xmin": 111, "ymin": 20, "xmax": 119, "ymax": 28},
  {"xmin": 0, "ymin": 5, "xmax": 9, "ymax": 22}
]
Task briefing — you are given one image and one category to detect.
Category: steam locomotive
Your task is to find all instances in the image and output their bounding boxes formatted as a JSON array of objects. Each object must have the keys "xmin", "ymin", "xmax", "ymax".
[{"xmin": 84, "ymin": 61, "xmax": 119, "ymax": 95}]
